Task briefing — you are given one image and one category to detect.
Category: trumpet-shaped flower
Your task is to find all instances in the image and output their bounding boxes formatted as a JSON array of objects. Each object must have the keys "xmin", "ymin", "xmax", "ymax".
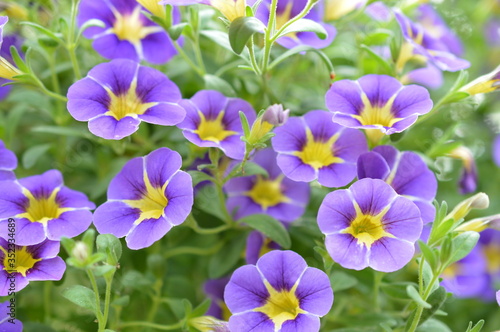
[
  {"xmin": 325, "ymin": 74, "xmax": 433, "ymax": 143},
  {"xmin": 0, "ymin": 170, "xmax": 95, "ymax": 246},
  {"xmin": 357, "ymin": 145, "xmax": 437, "ymax": 224},
  {"xmin": 93, "ymin": 148, "xmax": 193, "ymax": 250},
  {"xmin": 0, "ymin": 140, "xmax": 17, "ymax": 181},
  {"xmin": 177, "ymin": 90, "xmax": 256, "ymax": 160},
  {"xmin": 0, "ymin": 238, "xmax": 65, "ymax": 295},
  {"xmin": 224, "ymin": 148, "xmax": 310, "ymax": 222},
  {"xmin": 0, "ymin": 16, "xmax": 22, "ymax": 82},
  {"xmin": 78, "ymin": 0, "xmax": 177, "ymax": 64},
  {"xmin": 0, "ymin": 300, "xmax": 23, "ymax": 331},
  {"xmin": 224, "ymin": 250, "xmax": 333, "ymax": 332},
  {"xmin": 272, "ymin": 110, "xmax": 366, "ymax": 187},
  {"xmin": 0, "ymin": 33, "xmax": 22, "ymax": 100},
  {"xmin": 67, "ymin": 59, "xmax": 185, "ymax": 140},
  {"xmin": 318, "ymin": 178, "xmax": 423, "ymax": 272}
]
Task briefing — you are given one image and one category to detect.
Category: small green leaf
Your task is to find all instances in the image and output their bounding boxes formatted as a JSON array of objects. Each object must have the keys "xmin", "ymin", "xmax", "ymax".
[
  {"xmin": 447, "ymin": 231, "xmax": 479, "ymax": 265},
  {"xmin": 20, "ymin": 21, "xmax": 63, "ymax": 43},
  {"xmin": 60, "ymin": 237, "xmax": 76, "ymax": 256},
  {"xmin": 189, "ymin": 299, "xmax": 212, "ymax": 318},
  {"xmin": 277, "ymin": 19, "xmax": 327, "ymax": 40},
  {"xmin": 466, "ymin": 320, "xmax": 485, "ymax": 332},
  {"xmin": 93, "ymin": 265, "xmax": 116, "ymax": 277},
  {"xmin": 168, "ymin": 22, "xmax": 188, "ymax": 40},
  {"xmin": 381, "ymin": 282, "xmax": 416, "ymax": 300},
  {"xmin": 361, "ymin": 44, "xmax": 393, "ymax": 74},
  {"xmin": 61, "ymin": 285, "xmax": 96, "ymax": 313},
  {"xmin": 22, "ymin": 144, "xmax": 51, "ymax": 169},
  {"xmin": 228, "ymin": 161, "xmax": 269, "ymax": 179},
  {"xmin": 418, "ymin": 241, "xmax": 437, "ymax": 270},
  {"xmin": 239, "ymin": 111, "xmax": 251, "ymax": 138},
  {"xmin": 406, "ymin": 285, "xmax": 432, "ymax": 309},
  {"xmin": 419, "ymin": 286, "xmax": 447, "ymax": 325},
  {"xmin": 187, "ymin": 170, "xmax": 214, "ymax": 186},
  {"xmin": 228, "ymin": 17, "xmax": 265, "ymax": 55},
  {"xmin": 31, "ymin": 126, "xmax": 91, "ymax": 139},
  {"xmin": 96, "ymin": 234, "xmax": 122, "ymax": 266},
  {"xmin": 268, "ymin": 45, "xmax": 334, "ymax": 73},
  {"xmin": 78, "ymin": 19, "xmax": 106, "ymax": 36},
  {"xmin": 112, "ymin": 295, "xmax": 130, "ymax": 307},
  {"xmin": 238, "ymin": 214, "xmax": 291, "ymax": 248},
  {"xmin": 416, "ymin": 318, "xmax": 452, "ymax": 332},
  {"xmin": 204, "ymin": 74, "xmax": 236, "ymax": 97}
]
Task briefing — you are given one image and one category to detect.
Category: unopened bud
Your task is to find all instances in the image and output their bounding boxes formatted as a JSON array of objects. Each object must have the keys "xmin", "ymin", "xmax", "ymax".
[
  {"xmin": 460, "ymin": 65, "xmax": 500, "ymax": 96},
  {"xmin": 455, "ymin": 214, "xmax": 500, "ymax": 232},
  {"xmin": 190, "ymin": 316, "xmax": 230, "ymax": 332},
  {"xmin": 262, "ymin": 104, "xmax": 289, "ymax": 127},
  {"xmin": 447, "ymin": 192, "xmax": 490, "ymax": 222},
  {"xmin": 72, "ymin": 241, "xmax": 89, "ymax": 263}
]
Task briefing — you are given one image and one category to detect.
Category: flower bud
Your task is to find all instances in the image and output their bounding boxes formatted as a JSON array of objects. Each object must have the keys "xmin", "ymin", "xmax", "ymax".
[
  {"xmin": 447, "ymin": 146, "xmax": 477, "ymax": 194},
  {"xmin": 460, "ymin": 65, "xmax": 500, "ymax": 95},
  {"xmin": 71, "ymin": 241, "xmax": 89, "ymax": 263},
  {"xmin": 262, "ymin": 104, "xmax": 289, "ymax": 127},
  {"xmin": 0, "ymin": 57, "xmax": 22, "ymax": 80},
  {"xmin": 189, "ymin": 316, "xmax": 230, "ymax": 332},
  {"xmin": 447, "ymin": 192, "xmax": 490, "ymax": 222},
  {"xmin": 455, "ymin": 214, "xmax": 500, "ymax": 233},
  {"xmin": 1, "ymin": 3, "xmax": 28, "ymax": 20}
]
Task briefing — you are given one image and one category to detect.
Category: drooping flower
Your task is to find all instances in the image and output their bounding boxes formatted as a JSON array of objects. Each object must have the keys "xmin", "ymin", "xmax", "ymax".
[
  {"xmin": 357, "ymin": 145, "xmax": 437, "ymax": 224},
  {"xmin": 272, "ymin": 110, "xmax": 367, "ymax": 187},
  {"xmin": 325, "ymin": 74, "xmax": 433, "ymax": 144},
  {"xmin": 459, "ymin": 65, "xmax": 500, "ymax": 96},
  {"xmin": 448, "ymin": 146, "xmax": 478, "ymax": 194},
  {"xmin": 394, "ymin": 9, "xmax": 470, "ymax": 72},
  {"xmin": 224, "ymin": 250, "xmax": 333, "ymax": 332},
  {"xmin": 0, "ymin": 16, "xmax": 22, "ymax": 82},
  {"xmin": 494, "ymin": 135, "xmax": 500, "ymax": 167},
  {"xmin": 177, "ymin": 90, "xmax": 256, "ymax": 160},
  {"xmin": 255, "ymin": 0, "xmax": 337, "ymax": 49},
  {"xmin": 323, "ymin": 0, "xmax": 367, "ymax": 21},
  {"xmin": 78, "ymin": 0, "xmax": 178, "ymax": 64},
  {"xmin": 0, "ymin": 300, "xmax": 23, "ymax": 331},
  {"xmin": 159, "ymin": 0, "xmax": 249, "ymax": 22},
  {"xmin": 0, "ymin": 170, "xmax": 95, "ymax": 246},
  {"xmin": 245, "ymin": 231, "xmax": 280, "ymax": 265},
  {"xmin": 0, "ymin": 140, "xmax": 17, "ymax": 181},
  {"xmin": 0, "ymin": 33, "xmax": 23, "ymax": 100},
  {"xmin": 67, "ymin": 59, "xmax": 185, "ymax": 140},
  {"xmin": 317, "ymin": 178, "xmax": 423, "ymax": 272},
  {"xmin": 224, "ymin": 148, "xmax": 310, "ymax": 222},
  {"xmin": 93, "ymin": 148, "xmax": 193, "ymax": 250},
  {"xmin": 204, "ymin": 277, "xmax": 231, "ymax": 320},
  {"xmin": 0, "ymin": 238, "xmax": 65, "ymax": 295}
]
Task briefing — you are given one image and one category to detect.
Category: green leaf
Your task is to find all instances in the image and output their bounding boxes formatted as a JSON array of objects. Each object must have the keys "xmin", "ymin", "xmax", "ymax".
[
  {"xmin": 268, "ymin": 45, "xmax": 334, "ymax": 73},
  {"xmin": 419, "ymin": 286, "xmax": 447, "ymax": 325},
  {"xmin": 78, "ymin": 19, "xmax": 106, "ymax": 37},
  {"xmin": 363, "ymin": 29, "xmax": 393, "ymax": 45},
  {"xmin": 96, "ymin": 234, "xmax": 122, "ymax": 266},
  {"xmin": 61, "ymin": 285, "xmax": 97, "ymax": 314},
  {"xmin": 447, "ymin": 231, "xmax": 479, "ymax": 265},
  {"xmin": 416, "ymin": 318, "xmax": 452, "ymax": 332},
  {"xmin": 93, "ymin": 265, "xmax": 116, "ymax": 277},
  {"xmin": 20, "ymin": 21, "xmax": 63, "ymax": 43},
  {"xmin": 208, "ymin": 233, "xmax": 246, "ymax": 278},
  {"xmin": 187, "ymin": 170, "xmax": 214, "ymax": 186},
  {"xmin": 22, "ymin": 144, "xmax": 51, "ymax": 169},
  {"xmin": 238, "ymin": 214, "xmax": 291, "ymax": 248},
  {"xmin": 228, "ymin": 16, "xmax": 265, "ymax": 55},
  {"xmin": 466, "ymin": 320, "xmax": 485, "ymax": 332},
  {"xmin": 168, "ymin": 22, "xmax": 188, "ymax": 40},
  {"xmin": 60, "ymin": 237, "xmax": 76, "ymax": 256},
  {"xmin": 111, "ymin": 295, "xmax": 130, "ymax": 307},
  {"xmin": 204, "ymin": 74, "xmax": 236, "ymax": 97},
  {"xmin": 360, "ymin": 44, "xmax": 393, "ymax": 74},
  {"xmin": 381, "ymin": 282, "xmax": 416, "ymax": 300},
  {"xmin": 189, "ymin": 299, "xmax": 212, "ymax": 318},
  {"xmin": 406, "ymin": 285, "xmax": 432, "ymax": 309},
  {"xmin": 329, "ymin": 271, "xmax": 358, "ymax": 292},
  {"xmin": 239, "ymin": 111, "xmax": 251, "ymax": 138},
  {"xmin": 31, "ymin": 126, "xmax": 92, "ymax": 139},
  {"xmin": 227, "ymin": 161, "xmax": 269, "ymax": 179},
  {"xmin": 201, "ymin": 30, "xmax": 234, "ymax": 53},
  {"xmin": 277, "ymin": 19, "xmax": 327, "ymax": 40},
  {"xmin": 418, "ymin": 241, "xmax": 437, "ymax": 270},
  {"xmin": 195, "ymin": 185, "xmax": 226, "ymax": 221}
]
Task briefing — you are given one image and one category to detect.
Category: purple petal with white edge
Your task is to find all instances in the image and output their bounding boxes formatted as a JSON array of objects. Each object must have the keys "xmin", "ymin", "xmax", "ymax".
[
  {"xmin": 7, "ymin": 218, "xmax": 46, "ymax": 246},
  {"xmin": 333, "ymin": 128, "xmax": 368, "ymax": 162},
  {"xmin": 164, "ymin": 171, "xmax": 193, "ymax": 226},
  {"xmin": 317, "ymin": 163, "xmax": 357, "ymax": 188},
  {"xmin": 138, "ymin": 104, "xmax": 185, "ymax": 126},
  {"xmin": 331, "ymin": 113, "xmax": 363, "ymax": 128},
  {"xmin": 358, "ymin": 74, "xmax": 402, "ymax": 107},
  {"xmin": 182, "ymin": 131, "xmax": 219, "ymax": 149},
  {"xmin": 0, "ymin": 170, "xmax": 15, "ymax": 181},
  {"xmin": 224, "ymin": 265, "xmax": 268, "ymax": 313},
  {"xmin": 66, "ymin": 78, "xmax": 110, "ymax": 121},
  {"xmin": 0, "ymin": 270, "xmax": 28, "ymax": 295},
  {"xmin": 430, "ymin": 51, "xmax": 470, "ymax": 72},
  {"xmin": 223, "ymin": 98, "xmax": 256, "ymax": 132},
  {"xmin": 295, "ymin": 267, "xmax": 333, "ymax": 315},
  {"xmin": 369, "ymin": 237, "xmax": 416, "ymax": 272},
  {"xmin": 46, "ymin": 210, "xmax": 93, "ymax": 240},
  {"xmin": 494, "ymin": 135, "xmax": 500, "ymax": 167},
  {"xmin": 357, "ymin": 152, "xmax": 391, "ymax": 180},
  {"xmin": 135, "ymin": 65, "xmax": 182, "ymax": 103},
  {"xmin": 350, "ymin": 178, "xmax": 397, "ymax": 216},
  {"xmin": 496, "ymin": 290, "xmax": 500, "ymax": 306},
  {"xmin": 93, "ymin": 201, "xmax": 140, "ymax": 238},
  {"xmin": 381, "ymin": 196, "xmax": 422, "ymax": 242},
  {"xmin": 28, "ymin": 240, "xmax": 60, "ymax": 260},
  {"xmin": 88, "ymin": 114, "xmax": 141, "ymax": 140},
  {"xmin": 387, "ymin": 115, "xmax": 419, "ymax": 134},
  {"xmin": 391, "ymin": 85, "xmax": 433, "ymax": 118},
  {"xmin": 107, "ymin": 156, "xmax": 145, "ymax": 200},
  {"xmin": 125, "ymin": 217, "xmax": 173, "ymax": 250},
  {"xmin": 303, "ymin": 110, "xmax": 339, "ymax": 141},
  {"xmin": 92, "ymin": 35, "xmax": 139, "ymax": 63},
  {"xmin": 267, "ymin": 203, "xmax": 306, "ymax": 223},
  {"xmin": 77, "ymin": 0, "xmax": 114, "ymax": 38},
  {"xmin": 141, "ymin": 31, "xmax": 177, "ymax": 64},
  {"xmin": 282, "ymin": 178, "xmax": 310, "ymax": 204},
  {"xmin": 281, "ymin": 314, "xmax": 320, "ymax": 332},
  {"xmin": 19, "ymin": 170, "xmax": 63, "ymax": 198},
  {"xmin": 325, "ymin": 233, "xmax": 369, "ymax": 270},
  {"xmin": 56, "ymin": 187, "xmax": 95, "ymax": 209},
  {"xmin": 325, "ymin": 79, "xmax": 364, "ymax": 115},
  {"xmin": 190, "ymin": 90, "xmax": 228, "ymax": 120},
  {"xmin": 272, "ymin": 117, "xmax": 307, "ymax": 153},
  {"xmin": 26, "ymin": 257, "xmax": 66, "ymax": 281},
  {"xmin": 413, "ymin": 200, "xmax": 436, "ymax": 225},
  {"xmin": 0, "ymin": 181, "xmax": 26, "ymax": 218},
  {"xmin": 145, "ymin": 148, "xmax": 182, "ymax": 188},
  {"xmin": 372, "ymin": 145, "xmax": 398, "ymax": 169},
  {"xmin": 0, "ymin": 140, "xmax": 17, "ymax": 170},
  {"xmin": 159, "ymin": 0, "xmax": 209, "ymax": 5},
  {"xmin": 87, "ymin": 59, "xmax": 137, "ymax": 96},
  {"xmin": 256, "ymin": 250, "xmax": 307, "ymax": 291},
  {"xmin": 219, "ymin": 135, "xmax": 246, "ymax": 160},
  {"xmin": 276, "ymin": 155, "xmax": 315, "ymax": 183},
  {"xmin": 228, "ymin": 312, "xmax": 274, "ymax": 332},
  {"xmin": 317, "ymin": 190, "xmax": 356, "ymax": 234}
]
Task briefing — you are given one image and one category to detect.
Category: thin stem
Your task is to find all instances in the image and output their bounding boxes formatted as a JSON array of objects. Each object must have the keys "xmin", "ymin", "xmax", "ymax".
[
  {"xmin": 187, "ymin": 214, "xmax": 232, "ymax": 234},
  {"xmin": 86, "ymin": 269, "xmax": 104, "ymax": 331},
  {"xmin": 101, "ymin": 276, "xmax": 113, "ymax": 331},
  {"xmin": 163, "ymin": 242, "xmax": 224, "ymax": 259},
  {"xmin": 270, "ymin": 0, "xmax": 316, "ymax": 43},
  {"xmin": 173, "ymin": 40, "xmax": 205, "ymax": 77},
  {"xmin": 192, "ymin": 34, "xmax": 207, "ymax": 74},
  {"xmin": 261, "ymin": 0, "xmax": 278, "ymax": 75},
  {"xmin": 67, "ymin": 0, "xmax": 82, "ymax": 80},
  {"xmin": 247, "ymin": 36, "xmax": 261, "ymax": 75},
  {"xmin": 118, "ymin": 320, "xmax": 185, "ymax": 330},
  {"xmin": 146, "ymin": 279, "xmax": 163, "ymax": 330},
  {"xmin": 373, "ymin": 271, "xmax": 384, "ymax": 312}
]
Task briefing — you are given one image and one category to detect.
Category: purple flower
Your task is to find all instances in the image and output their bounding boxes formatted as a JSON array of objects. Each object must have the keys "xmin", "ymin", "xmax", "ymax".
[
  {"xmin": 0, "ymin": 301, "xmax": 23, "ymax": 331},
  {"xmin": 485, "ymin": 19, "xmax": 500, "ymax": 47},
  {"xmin": 478, "ymin": 229, "xmax": 500, "ymax": 301},
  {"xmin": 67, "ymin": 59, "xmax": 185, "ymax": 140},
  {"xmin": 394, "ymin": 10, "xmax": 470, "ymax": 72},
  {"xmin": 0, "ymin": 170, "xmax": 95, "ymax": 246},
  {"xmin": 177, "ymin": 90, "xmax": 256, "ymax": 160},
  {"xmin": 318, "ymin": 178, "xmax": 423, "ymax": 272},
  {"xmin": 224, "ymin": 250, "xmax": 333, "ymax": 332},
  {"xmin": 448, "ymin": 146, "xmax": 478, "ymax": 194},
  {"xmin": 403, "ymin": 64, "xmax": 444, "ymax": 90},
  {"xmin": 204, "ymin": 277, "xmax": 231, "ymax": 320},
  {"xmin": 272, "ymin": 110, "xmax": 367, "ymax": 187},
  {"xmin": 357, "ymin": 145, "xmax": 437, "ymax": 224},
  {"xmin": 326, "ymin": 75, "xmax": 433, "ymax": 144},
  {"xmin": 224, "ymin": 148, "xmax": 310, "ymax": 222},
  {"xmin": 245, "ymin": 231, "xmax": 280, "ymax": 264},
  {"xmin": 93, "ymin": 148, "xmax": 193, "ymax": 250},
  {"xmin": 0, "ymin": 238, "xmax": 65, "ymax": 295},
  {"xmin": 262, "ymin": 104, "xmax": 289, "ymax": 126},
  {"xmin": 494, "ymin": 135, "xmax": 500, "ymax": 167},
  {"xmin": 0, "ymin": 34, "xmax": 22, "ymax": 100},
  {"xmin": 365, "ymin": 2, "xmax": 391, "ymax": 22},
  {"xmin": 0, "ymin": 16, "xmax": 22, "ymax": 84},
  {"xmin": 78, "ymin": 0, "xmax": 177, "ymax": 64},
  {"xmin": 255, "ymin": 0, "xmax": 337, "ymax": 49},
  {"xmin": 0, "ymin": 140, "xmax": 17, "ymax": 181}
]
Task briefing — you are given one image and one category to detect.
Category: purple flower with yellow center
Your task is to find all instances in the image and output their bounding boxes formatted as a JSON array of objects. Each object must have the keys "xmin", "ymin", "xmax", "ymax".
[
  {"xmin": 323, "ymin": 0, "xmax": 367, "ymax": 21},
  {"xmin": 402, "ymin": 64, "xmax": 444, "ymax": 90},
  {"xmin": 0, "ymin": 140, "xmax": 17, "ymax": 181},
  {"xmin": 67, "ymin": 59, "xmax": 185, "ymax": 140},
  {"xmin": 78, "ymin": 0, "xmax": 177, "ymax": 64},
  {"xmin": 256, "ymin": 0, "xmax": 336, "ymax": 49},
  {"xmin": 93, "ymin": 148, "xmax": 193, "ymax": 250},
  {"xmin": 394, "ymin": 9, "xmax": 470, "ymax": 72},
  {"xmin": 272, "ymin": 110, "xmax": 367, "ymax": 187},
  {"xmin": 0, "ymin": 170, "xmax": 95, "ymax": 246},
  {"xmin": 325, "ymin": 74, "xmax": 433, "ymax": 144},
  {"xmin": 0, "ymin": 301, "xmax": 23, "ymax": 331},
  {"xmin": 318, "ymin": 178, "xmax": 423, "ymax": 272},
  {"xmin": 0, "ymin": 238, "xmax": 65, "ymax": 295},
  {"xmin": 224, "ymin": 250, "xmax": 333, "ymax": 332},
  {"xmin": 224, "ymin": 148, "xmax": 310, "ymax": 222},
  {"xmin": 177, "ymin": 90, "xmax": 256, "ymax": 160},
  {"xmin": 246, "ymin": 231, "xmax": 280, "ymax": 265},
  {"xmin": 357, "ymin": 145, "xmax": 437, "ymax": 224}
]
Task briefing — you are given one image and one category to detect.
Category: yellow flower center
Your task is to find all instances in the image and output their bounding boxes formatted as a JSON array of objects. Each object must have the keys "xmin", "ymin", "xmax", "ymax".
[
  {"xmin": 194, "ymin": 111, "xmax": 237, "ymax": 142},
  {"xmin": 341, "ymin": 203, "xmax": 394, "ymax": 248},
  {"xmin": 275, "ymin": 2, "xmax": 297, "ymax": 39},
  {"xmin": 18, "ymin": 188, "xmax": 71, "ymax": 224},
  {"xmin": 246, "ymin": 175, "xmax": 289, "ymax": 210},
  {"xmin": 106, "ymin": 80, "xmax": 157, "ymax": 121},
  {"xmin": 254, "ymin": 281, "xmax": 305, "ymax": 330},
  {"xmin": 293, "ymin": 129, "xmax": 343, "ymax": 170},
  {"xmin": 483, "ymin": 244, "xmax": 500, "ymax": 273},
  {"xmin": 112, "ymin": 7, "xmax": 160, "ymax": 44},
  {"xmin": 124, "ymin": 173, "xmax": 169, "ymax": 223},
  {"xmin": 0, "ymin": 56, "xmax": 23, "ymax": 80},
  {"xmin": 441, "ymin": 263, "xmax": 460, "ymax": 278},
  {"xmin": 1, "ymin": 246, "xmax": 41, "ymax": 277}
]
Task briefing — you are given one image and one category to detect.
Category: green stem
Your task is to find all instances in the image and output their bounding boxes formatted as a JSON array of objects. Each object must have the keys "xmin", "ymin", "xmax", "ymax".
[
  {"xmin": 270, "ymin": 0, "xmax": 316, "ymax": 43},
  {"xmin": 101, "ymin": 276, "xmax": 113, "ymax": 331},
  {"xmin": 261, "ymin": 0, "xmax": 278, "ymax": 75},
  {"xmin": 187, "ymin": 215, "xmax": 232, "ymax": 234},
  {"xmin": 247, "ymin": 36, "xmax": 261, "ymax": 75},
  {"xmin": 86, "ymin": 269, "xmax": 104, "ymax": 331},
  {"xmin": 119, "ymin": 320, "xmax": 185, "ymax": 330},
  {"xmin": 192, "ymin": 34, "xmax": 207, "ymax": 74},
  {"xmin": 173, "ymin": 40, "xmax": 205, "ymax": 77},
  {"xmin": 163, "ymin": 242, "xmax": 224, "ymax": 259},
  {"xmin": 373, "ymin": 271, "xmax": 384, "ymax": 312},
  {"xmin": 146, "ymin": 279, "xmax": 163, "ymax": 329},
  {"xmin": 67, "ymin": 0, "xmax": 82, "ymax": 80}
]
